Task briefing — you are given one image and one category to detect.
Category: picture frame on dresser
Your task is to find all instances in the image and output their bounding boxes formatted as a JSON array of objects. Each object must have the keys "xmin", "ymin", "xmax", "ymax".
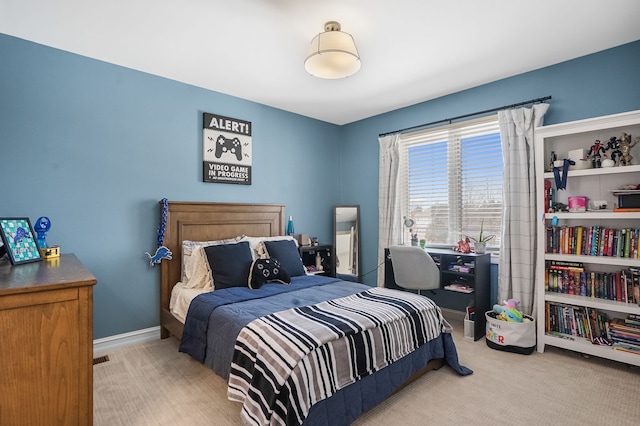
[{"xmin": 0, "ymin": 217, "xmax": 42, "ymax": 265}]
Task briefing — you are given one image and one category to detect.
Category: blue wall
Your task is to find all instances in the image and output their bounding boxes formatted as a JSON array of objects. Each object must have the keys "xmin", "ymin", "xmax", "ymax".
[
  {"xmin": 2, "ymin": 33, "xmax": 639, "ymax": 338},
  {"xmin": 342, "ymin": 40, "xmax": 640, "ymax": 289},
  {"xmin": 0, "ymin": 34, "xmax": 341, "ymax": 338}
]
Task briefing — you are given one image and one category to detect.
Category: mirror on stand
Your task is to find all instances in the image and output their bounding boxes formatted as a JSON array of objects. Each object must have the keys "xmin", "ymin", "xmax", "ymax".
[{"xmin": 333, "ymin": 205, "xmax": 361, "ymax": 282}]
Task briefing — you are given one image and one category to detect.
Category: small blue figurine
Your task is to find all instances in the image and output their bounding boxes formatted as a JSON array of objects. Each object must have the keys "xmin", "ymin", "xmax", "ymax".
[{"xmin": 34, "ymin": 216, "xmax": 51, "ymax": 248}]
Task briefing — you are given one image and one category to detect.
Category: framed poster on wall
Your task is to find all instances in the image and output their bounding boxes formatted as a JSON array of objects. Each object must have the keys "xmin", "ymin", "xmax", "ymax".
[{"xmin": 203, "ymin": 112, "xmax": 252, "ymax": 185}]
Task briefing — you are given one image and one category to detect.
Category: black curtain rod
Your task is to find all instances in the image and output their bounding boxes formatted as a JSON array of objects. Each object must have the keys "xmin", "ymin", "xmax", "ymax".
[{"xmin": 379, "ymin": 95, "xmax": 552, "ymax": 137}]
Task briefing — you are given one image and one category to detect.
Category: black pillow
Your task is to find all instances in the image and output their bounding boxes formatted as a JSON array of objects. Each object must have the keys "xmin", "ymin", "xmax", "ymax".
[
  {"xmin": 263, "ymin": 239, "xmax": 306, "ymax": 277},
  {"xmin": 248, "ymin": 257, "xmax": 291, "ymax": 289},
  {"xmin": 203, "ymin": 241, "xmax": 253, "ymax": 290}
]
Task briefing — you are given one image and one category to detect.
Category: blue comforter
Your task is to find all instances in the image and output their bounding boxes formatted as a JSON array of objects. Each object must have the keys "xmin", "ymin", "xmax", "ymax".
[
  {"xmin": 180, "ymin": 275, "xmax": 372, "ymax": 379},
  {"xmin": 179, "ymin": 275, "xmax": 471, "ymax": 425}
]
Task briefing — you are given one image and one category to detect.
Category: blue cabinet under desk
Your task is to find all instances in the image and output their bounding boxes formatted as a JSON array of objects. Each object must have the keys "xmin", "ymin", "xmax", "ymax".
[{"xmin": 384, "ymin": 247, "xmax": 491, "ymax": 341}]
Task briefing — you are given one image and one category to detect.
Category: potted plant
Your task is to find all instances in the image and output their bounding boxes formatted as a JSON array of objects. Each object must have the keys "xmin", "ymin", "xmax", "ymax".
[
  {"xmin": 409, "ymin": 229, "xmax": 419, "ymax": 246},
  {"xmin": 466, "ymin": 221, "xmax": 495, "ymax": 254}
]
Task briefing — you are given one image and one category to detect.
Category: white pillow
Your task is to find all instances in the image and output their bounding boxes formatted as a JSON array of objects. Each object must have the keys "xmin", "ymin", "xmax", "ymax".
[
  {"xmin": 239, "ymin": 235, "xmax": 298, "ymax": 259},
  {"xmin": 182, "ymin": 237, "xmax": 241, "ymax": 289}
]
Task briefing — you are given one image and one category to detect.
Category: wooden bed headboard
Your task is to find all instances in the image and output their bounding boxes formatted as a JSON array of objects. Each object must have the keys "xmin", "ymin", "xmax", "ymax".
[{"xmin": 159, "ymin": 201, "xmax": 285, "ymax": 338}]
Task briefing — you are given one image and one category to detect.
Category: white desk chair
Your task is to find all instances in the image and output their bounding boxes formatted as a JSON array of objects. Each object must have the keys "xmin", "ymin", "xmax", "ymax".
[{"xmin": 389, "ymin": 245, "xmax": 440, "ymax": 295}]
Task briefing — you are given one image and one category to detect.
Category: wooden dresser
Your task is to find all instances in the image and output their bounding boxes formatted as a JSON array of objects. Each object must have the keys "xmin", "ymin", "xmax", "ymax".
[{"xmin": 0, "ymin": 253, "xmax": 96, "ymax": 425}]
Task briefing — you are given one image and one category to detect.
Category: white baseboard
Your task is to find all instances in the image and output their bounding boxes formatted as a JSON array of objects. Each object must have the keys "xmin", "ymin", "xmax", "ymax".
[{"xmin": 93, "ymin": 326, "xmax": 160, "ymax": 355}]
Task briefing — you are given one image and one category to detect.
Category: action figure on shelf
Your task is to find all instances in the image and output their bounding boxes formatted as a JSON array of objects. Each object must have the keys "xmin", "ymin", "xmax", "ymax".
[
  {"xmin": 548, "ymin": 151, "xmax": 557, "ymax": 172},
  {"xmin": 617, "ymin": 132, "xmax": 638, "ymax": 166},
  {"xmin": 605, "ymin": 136, "xmax": 619, "ymax": 151},
  {"xmin": 604, "ymin": 136, "xmax": 622, "ymax": 165},
  {"xmin": 585, "ymin": 139, "xmax": 608, "ymax": 168}
]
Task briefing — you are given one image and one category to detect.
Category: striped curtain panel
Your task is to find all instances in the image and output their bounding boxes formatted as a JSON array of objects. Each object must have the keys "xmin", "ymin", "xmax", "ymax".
[
  {"xmin": 378, "ymin": 134, "xmax": 401, "ymax": 287},
  {"xmin": 498, "ymin": 103, "xmax": 549, "ymax": 315}
]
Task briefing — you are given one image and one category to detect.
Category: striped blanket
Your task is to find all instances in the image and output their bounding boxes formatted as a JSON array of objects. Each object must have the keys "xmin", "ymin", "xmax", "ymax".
[{"xmin": 228, "ymin": 287, "xmax": 446, "ymax": 426}]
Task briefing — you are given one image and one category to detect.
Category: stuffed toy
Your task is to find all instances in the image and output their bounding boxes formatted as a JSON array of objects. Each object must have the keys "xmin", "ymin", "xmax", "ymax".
[
  {"xmin": 493, "ymin": 298, "xmax": 524, "ymax": 322},
  {"xmin": 456, "ymin": 237, "xmax": 471, "ymax": 253}
]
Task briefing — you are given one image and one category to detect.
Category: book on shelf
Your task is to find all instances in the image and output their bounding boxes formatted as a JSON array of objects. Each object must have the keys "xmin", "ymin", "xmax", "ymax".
[
  {"xmin": 544, "ymin": 180, "xmax": 553, "ymax": 213},
  {"xmin": 609, "ymin": 317, "xmax": 640, "ymax": 333},
  {"xmin": 543, "ymin": 302, "xmax": 625, "ymax": 345},
  {"xmin": 545, "ymin": 225, "xmax": 640, "ymax": 258},
  {"xmin": 613, "ymin": 207, "xmax": 640, "ymax": 212},
  {"xmin": 544, "ymin": 302, "xmax": 606, "ymax": 341},
  {"xmin": 543, "ymin": 263, "xmax": 640, "ymax": 304},
  {"xmin": 608, "ymin": 317, "xmax": 640, "ymax": 354},
  {"xmin": 608, "ymin": 327, "xmax": 640, "ymax": 340},
  {"xmin": 612, "ymin": 343, "xmax": 640, "ymax": 354},
  {"xmin": 625, "ymin": 314, "xmax": 640, "ymax": 327},
  {"xmin": 547, "ymin": 260, "xmax": 585, "ymax": 269},
  {"xmin": 609, "ymin": 332, "xmax": 640, "ymax": 346}
]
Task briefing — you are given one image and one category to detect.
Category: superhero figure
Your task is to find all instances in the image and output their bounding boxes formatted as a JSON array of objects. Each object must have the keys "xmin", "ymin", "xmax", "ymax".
[
  {"xmin": 585, "ymin": 139, "xmax": 608, "ymax": 168},
  {"xmin": 618, "ymin": 133, "xmax": 639, "ymax": 166}
]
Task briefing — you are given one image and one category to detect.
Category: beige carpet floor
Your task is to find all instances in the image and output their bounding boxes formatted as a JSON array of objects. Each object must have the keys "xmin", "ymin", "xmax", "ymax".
[{"xmin": 94, "ymin": 316, "xmax": 640, "ymax": 425}]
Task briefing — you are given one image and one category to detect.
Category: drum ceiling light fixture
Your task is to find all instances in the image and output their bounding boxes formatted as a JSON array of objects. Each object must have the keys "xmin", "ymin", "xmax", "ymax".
[{"xmin": 304, "ymin": 21, "xmax": 361, "ymax": 79}]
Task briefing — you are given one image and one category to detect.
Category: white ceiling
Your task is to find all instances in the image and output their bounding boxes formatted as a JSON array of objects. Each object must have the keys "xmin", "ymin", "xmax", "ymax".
[{"xmin": 2, "ymin": 0, "xmax": 640, "ymax": 125}]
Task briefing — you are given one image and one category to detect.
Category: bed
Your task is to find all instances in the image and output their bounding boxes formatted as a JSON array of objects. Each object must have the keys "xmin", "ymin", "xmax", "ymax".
[{"xmin": 159, "ymin": 201, "xmax": 471, "ymax": 426}]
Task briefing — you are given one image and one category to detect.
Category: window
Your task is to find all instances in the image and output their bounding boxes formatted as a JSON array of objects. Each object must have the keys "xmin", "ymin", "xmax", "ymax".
[{"xmin": 398, "ymin": 115, "xmax": 502, "ymax": 248}]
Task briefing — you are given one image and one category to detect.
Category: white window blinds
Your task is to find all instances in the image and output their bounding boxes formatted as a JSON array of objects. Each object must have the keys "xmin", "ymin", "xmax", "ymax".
[{"xmin": 398, "ymin": 115, "xmax": 502, "ymax": 247}]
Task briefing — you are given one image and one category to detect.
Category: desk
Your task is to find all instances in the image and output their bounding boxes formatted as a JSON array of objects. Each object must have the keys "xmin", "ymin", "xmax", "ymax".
[{"xmin": 385, "ymin": 247, "xmax": 490, "ymax": 341}]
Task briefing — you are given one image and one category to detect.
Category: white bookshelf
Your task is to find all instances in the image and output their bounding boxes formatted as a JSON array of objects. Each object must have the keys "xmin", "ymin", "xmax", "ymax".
[{"xmin": 534, "ymin": 110, "xmax": 640, "ymax": 366}]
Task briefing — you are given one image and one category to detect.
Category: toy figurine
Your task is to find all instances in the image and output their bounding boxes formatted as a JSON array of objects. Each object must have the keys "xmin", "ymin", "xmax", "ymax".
[
  {"xmin": 617, "ymin": 132, "xmax": 638, "ymax": 166},
  {"xmin": 605, "ymin": 136, "xmax": 621, "ymax": 165},
  {"xmin": 585, "ymin": 139, "xmax": 608, "ymax": 168},
  {"xmin": 605, "ymin": 136, "xmax": 619, "ymax": 151},
  {"xmin": 34, "ymin": 216, "xmax": 51, "ymax": 248},
  {"xmin": 548, "ymin": 151, "xmax": 557, "ymax": 171},
  {"xmin": 455, "ymin": 237, "xmax": 471, "ymax": 253}
]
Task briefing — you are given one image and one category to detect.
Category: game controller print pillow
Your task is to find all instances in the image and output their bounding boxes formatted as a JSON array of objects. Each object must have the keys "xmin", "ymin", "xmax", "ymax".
[{"xmin": 248, "ymin": 257, "xmax": 290, "ymax": 289}]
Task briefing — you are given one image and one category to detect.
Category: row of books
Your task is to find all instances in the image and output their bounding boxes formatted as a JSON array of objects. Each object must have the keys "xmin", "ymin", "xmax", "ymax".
[
  {"xmin": 545, "ymin": 225, "xmax": 640, "ymax": 258},
  {"xmin": 545, "ymin": 260, "xmax": 640, "ymax": 303},
  {"xmin": 545, "ymin": 302, "xmax": 640, "ymax": 356},
  {"xmin": 543, "ymin": 180, "xmax": 555, "ymax": 213},
  {"xmin": 609, "ymin": 315, "xmax": 640, "ymax": 354},
  {"xmin": 544, "ymin": 302, "xmax": 607, "ymax": 341}
]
